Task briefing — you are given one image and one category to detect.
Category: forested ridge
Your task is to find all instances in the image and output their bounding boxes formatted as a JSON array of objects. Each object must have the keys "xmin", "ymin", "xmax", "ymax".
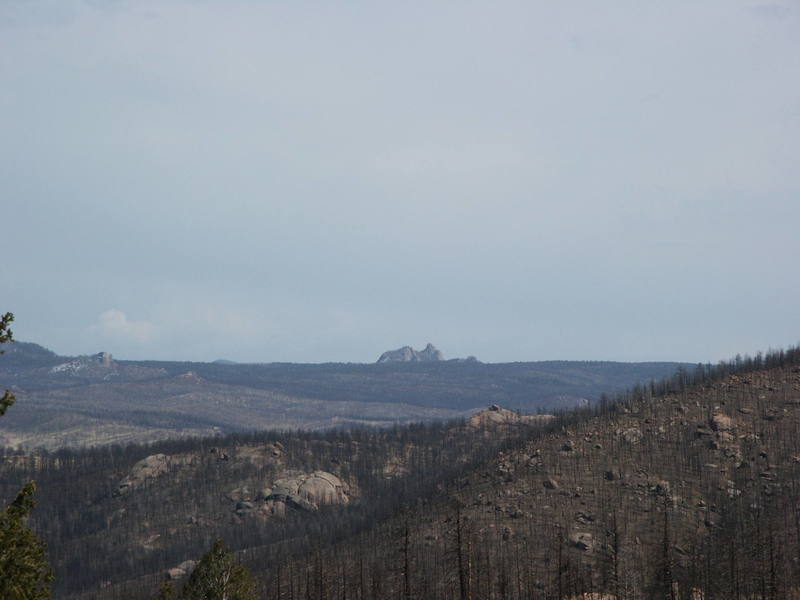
[
  {"xmin": 2, "ymin": 346, "xmax": 800, "ymax": 598},
  {"xmin": 0, "ymin": 342, "xmax": 686, "ymax": 449}
]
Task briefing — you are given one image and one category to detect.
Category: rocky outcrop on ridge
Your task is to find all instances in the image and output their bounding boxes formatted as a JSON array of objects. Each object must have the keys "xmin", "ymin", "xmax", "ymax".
[
  {"xmin": 228, "ymin": 470, "xmax": 351, "ymax": 521},
  {"xmin": 114, "ymin": 454, "xmax": 174, "ymax": 496},
  {"xmin": 377, "ymin": 343, "xmax": 445, "ymax": 363},
  {"xmin": 467, "ymin": 404, "xmax": 555, "ymax": 428},
  {"xmin": 114, "ymin": 442, "xmax": 285, "ymax": 496}
]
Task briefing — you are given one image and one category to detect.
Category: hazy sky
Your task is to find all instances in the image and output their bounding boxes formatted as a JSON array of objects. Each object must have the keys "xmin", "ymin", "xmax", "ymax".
[{"xmin": 2, "ymin": 1, "xmax": 799, "ymax": 363}]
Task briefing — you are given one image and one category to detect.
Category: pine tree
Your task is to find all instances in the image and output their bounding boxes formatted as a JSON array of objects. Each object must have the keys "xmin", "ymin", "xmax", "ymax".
[
  {"xmin": 154, "ymin": 580, "xmax": 178, "ymax": 600},
  {"xmin": 0, "ymin": 312, "xmax": 54, "ymax": 599},
  {"xmin": 0, "ymin": 482, "xmax": 54, "ymax": 599},
  {"xmin": 182, "ymin": 539, "xmax": 257, "ymax": 600},
  {"xmin": 0, "ymin": 312, "xmax": 15, "ymax": 416}
]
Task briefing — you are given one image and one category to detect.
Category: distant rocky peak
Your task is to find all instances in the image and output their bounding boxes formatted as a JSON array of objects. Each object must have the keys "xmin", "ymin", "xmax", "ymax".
[
  {"xmin": 377, "ymin": 343, "xmax": 445, "ymax": 363},
  {"xmin": 418, "ymin": 343, "xmax": 444, "ymax": 361}
]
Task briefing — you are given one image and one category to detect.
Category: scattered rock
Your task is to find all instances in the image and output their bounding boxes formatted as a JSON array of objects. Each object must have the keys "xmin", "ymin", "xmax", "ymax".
[
  {"xmin": 569, "ymin": 532, "xmax": 594, "ymax": 552},
  {"xmin": 140, "ymin": 533, "xmax": 161, "ymax": 550},
  {"xmin": 622, "ymin": 428, "xmax": 643, "ymax": 444},
  {"xmin": 710, "ymin": 413, "xmax": 734, "ymax": 432},
  {"xmin": 177, "ymin": 371, "xmax": 204, "ymax": 383},
  {"xmin": 235, "ymin": 443, "xmax": 284, "ymax": 467},
  {"xmin": 226, "ymin": 487, "xmax": 253, "ymax": 503},
  {"xmin": 695, "ymin": 425, "xmax": 713, "ymax": 437},
  {"xmin": 382, "ymin": 456, "xmax": 409, "ymax": 478}
]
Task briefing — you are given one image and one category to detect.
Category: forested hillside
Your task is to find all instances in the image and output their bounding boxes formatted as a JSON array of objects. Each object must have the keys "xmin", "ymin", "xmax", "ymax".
[
  {"xmin": 264, "ymin": 350, "xmax": 800, "ymax": 600},
  {"xmin": 2, "ymin": 347, "xmax": 799, "ymax": 599},
  {"xmin": 1, "ymin": 408, "xmax": 542, "ymax": 598}
]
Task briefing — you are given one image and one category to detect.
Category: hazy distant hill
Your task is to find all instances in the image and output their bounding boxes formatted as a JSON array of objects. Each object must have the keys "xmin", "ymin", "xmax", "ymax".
[
  {"xmin": 0, "ymin": 342, "xmax": 688, "ymax": 449},
  {"xmin": 0, "ymin": 340, "xmax": 60, "ymax": 368}
]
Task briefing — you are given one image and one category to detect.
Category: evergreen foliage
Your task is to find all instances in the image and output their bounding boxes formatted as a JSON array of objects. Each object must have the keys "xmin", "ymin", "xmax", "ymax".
[
  {"xmin": 0, "ymin": 482, "xmax": 53, "ymax": 599},
  {"xmin": 0, "ymin": 312, "xmax": 53, "ymax": 599},
  {"xmin": 154, "ymin": 581, "xmax": 177, "ymax": 600},
  {"xmin": 1, "ymin": 312, "xmax": 15, "ymax": 416},
  {"xmin": 181, "ymin": 540, "xmax": 256, "ymax": 600}
]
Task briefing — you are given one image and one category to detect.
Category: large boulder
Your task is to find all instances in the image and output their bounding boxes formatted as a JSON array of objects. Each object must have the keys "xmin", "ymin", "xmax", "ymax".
[
  {"xmin": 115, "ymin": 454, "xmax": 171, "ymax": 496},
  {"xmin": 247, "ymin": 471, "xmax": 350, "ymax": 518},
  {"xmin": 263, "ymin": 470, "xmax": 350, "ymax": 512},
  {"xmin": 468, "ymin": 405, "xmax": 555, "ymax": 428},
  {"xmin": 166, "ymin": 560, "xmax": 197, "ymax": 580},
  {"xmin": 710, "ymin": 413, "xmax": 734, "ymax": 432},
  {"xmin": 298, "ymin": 471, "xmax": 347, "ymax": 506},
  {"xmin": 569, "ymin": 531, "xmax": 594, "ymax": 552}
]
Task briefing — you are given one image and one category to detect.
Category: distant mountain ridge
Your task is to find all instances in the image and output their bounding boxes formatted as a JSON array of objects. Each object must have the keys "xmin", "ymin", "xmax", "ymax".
[{"xmin": 0, "ymin": 341, "xmax": 690, "ymax": 449}]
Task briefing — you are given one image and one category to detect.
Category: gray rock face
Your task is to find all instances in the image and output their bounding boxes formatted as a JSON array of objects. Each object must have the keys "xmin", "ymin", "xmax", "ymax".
[
  {"xmin": 115, "ymin": 454, "xmax": 171, "ymax": 496},
  {"xmin": 166, "ymin": 560, "xmax": 197, "ymax": 580},
  {"xmin": 377, "ymin": 343, "xmax": 444, "ymax": 363},
  {"xmin": 417, "ymin": 343, "xmax": 444, "ymax": 362},
  {"xmin": 231, "ymin": 470, "xmax": 351, "ymax": 521},
  {"xmin": 266, "ymin": 471, "xmax": 349, "ymax": 509}
]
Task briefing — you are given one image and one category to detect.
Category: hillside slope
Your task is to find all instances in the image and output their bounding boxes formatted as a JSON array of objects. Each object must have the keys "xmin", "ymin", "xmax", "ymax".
[
  {"xmin": 2, "ymin": 349, "xmax": 799, "ymax": 599},
  {"xmin": 268, "ymin": 358, "xmax": 800, "ymax": 599}
]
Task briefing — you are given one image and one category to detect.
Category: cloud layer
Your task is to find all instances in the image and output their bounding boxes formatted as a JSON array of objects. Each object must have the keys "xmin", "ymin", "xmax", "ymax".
[
  {"xmin": 91, "ymin": 309, "xmax": 157, "ymax": 343},
  {"xmin": 3, "ymin": 1, "xmax": 799, "ymax": 362}
]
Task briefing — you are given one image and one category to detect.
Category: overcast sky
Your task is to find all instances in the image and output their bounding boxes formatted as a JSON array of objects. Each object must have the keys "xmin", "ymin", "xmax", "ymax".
[{"xmin": 2, "ymin": 1, "xmax": 799, "ymax": 364}]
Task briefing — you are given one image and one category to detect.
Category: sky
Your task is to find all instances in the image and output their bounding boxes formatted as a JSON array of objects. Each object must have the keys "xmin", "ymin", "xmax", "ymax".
[{"xmin": 1, "ymin": 1, "xmax": 799, "ymax": 364}]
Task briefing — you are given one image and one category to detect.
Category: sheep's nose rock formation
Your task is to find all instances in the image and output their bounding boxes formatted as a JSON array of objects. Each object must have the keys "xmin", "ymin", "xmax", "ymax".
[{"xmin": 377, "ymin": 343, "xmax": 444, "ymax": 363}]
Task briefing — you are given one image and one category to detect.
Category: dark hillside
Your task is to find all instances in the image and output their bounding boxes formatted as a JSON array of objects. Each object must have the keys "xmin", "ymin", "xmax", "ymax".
[
  {"xmin": 1, "ymin": 347, "xmax": 799, "ymax": 599},
  {"xmin": 0, "ymin": 341, "xmax": 60, "ymax": 368},
  {"xmin": 0, "ymin": 413, "xmax": 545, "ymax": 598},
  {"xmin": 258, "ymin": 349, "xmax": 800, "ymax": 599}
]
